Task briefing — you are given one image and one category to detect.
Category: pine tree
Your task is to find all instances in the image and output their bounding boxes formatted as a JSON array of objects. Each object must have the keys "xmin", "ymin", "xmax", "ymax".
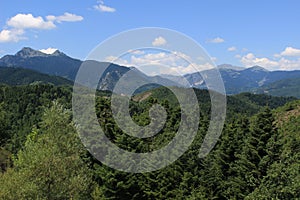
[
  {"xmin": 0, "ymin": 102, "xmax": 96, "ymax": 199},
  {"xmin": 246, "ymin": 103, "xmax": 300, "ymax": 199},
  {"xmin": 235, "ymin": 107, "xmax": 277, "ymax": 197}
]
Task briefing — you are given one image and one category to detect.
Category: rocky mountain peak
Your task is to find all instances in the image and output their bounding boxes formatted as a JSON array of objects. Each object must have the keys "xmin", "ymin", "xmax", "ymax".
[
  {"xmin": 15, "ymin": 47, "xmax": 66, "ymax": 58},
  {"xmin": 15, "ymin": 47, "xmax": 46, "ymax": 58}
]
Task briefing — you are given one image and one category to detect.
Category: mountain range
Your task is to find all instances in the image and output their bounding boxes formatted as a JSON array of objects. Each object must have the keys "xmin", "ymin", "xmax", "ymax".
[
  {"xmin": 0, "ymin": 47, "xmax": 300, "ymax": 97},
  {"xmin": 0, "ymin": 47, "xmax": 81, "ymax": 80},
  {"xmin": 183, "ymin": 65, "xmax": 300, "ymax": 95},
  {"xmin": 0, "ymin": 48, "xmax": 180, "ymax": 93}
]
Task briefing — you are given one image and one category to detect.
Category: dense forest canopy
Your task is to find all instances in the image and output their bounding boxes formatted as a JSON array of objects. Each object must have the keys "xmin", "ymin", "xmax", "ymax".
[{"xmin": 0, "ymin": 84, "xmax": 299, "ymax": 199}]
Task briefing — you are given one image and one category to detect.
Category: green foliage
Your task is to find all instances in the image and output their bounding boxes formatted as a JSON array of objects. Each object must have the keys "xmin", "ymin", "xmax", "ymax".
[
  {"xmin": 232, "ymin": 108, "xmax": 277, "ymax": 198},
  {"xmin": 0, "ymin": 84, "xmax": 72, "ymax": 153},
  {"xmin": 0, "ymin": 147, "xmax": 11, "ymax": 173},
  {"xmin": 255, "ymin": 77, "xmax": 300, "ymax": 98},
  {"xmin": 246, "ymin": 101, "xmax": 300, "ymax": 199},
  {"xmin": 0, "ymin": 102, "xmax": 95, "ymax": 199},
  {"xmin": 0, "ymin": 84, "xmax": 299, "ymax": 199},
  {"xmin": 0, "ymin": 103, "xmax": 10, "ymax": 146},
  {"xmin": 233, "ymin": 92, "xmax": 297, "ymax": 109},
  {"xmin": 0, "ymin": 67, "xmax": 73, "ymax": 86}
]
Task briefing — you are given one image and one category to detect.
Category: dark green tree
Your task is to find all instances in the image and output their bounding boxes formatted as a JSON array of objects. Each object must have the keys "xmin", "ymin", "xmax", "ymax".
[{"xmin": 234, "ymin": 107, "xmax": 277, "ymax": 198}]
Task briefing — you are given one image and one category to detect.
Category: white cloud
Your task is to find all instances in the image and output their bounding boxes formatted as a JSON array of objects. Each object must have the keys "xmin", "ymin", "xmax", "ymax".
[
  {"xmin": 39, "ymin": 47, "xmax": 58, "ymax": 54},
  {"xmin": 227, "ymin": 46, "xmax": 237, "ymax": 52},
  {"xmin": 211, "ymin": 57, "xmax": 217, "ymax": 62},
  {"xmin": 128, "ymin": 49, "xmax": 145, "ymax": 55},
  {"xmin": 94, "ymin": 1, "xmax": 116, "ymax": 12},
  {"xmin": 207, "ymin": 37, "xmax": 225, "ymax": 44},
  {"xmin": 241, "ymin": 53, "xmax": 278, "ymax": 70},
  {"xmin": 104, "ymin": 51, "xmax": 214, "ymax": 75},
  {"xmin": 152, "ymin": 36, "xmax": 167, "ymax": 46},
  {"xmin": 131, "ymin": 51, "xmax": 192, "ymax": 67},
  {"xmin": 0, "ymin": 29, "xmax": 25, "ymax": 43},
  {"xmin": 104, "ymin": 56, "xmax": 130, "ymax": 66},
  {"xmin": 104, "ymin": 56, "xmax": 117, "ymax": 62},
  {"xmin": 173, "ymin": 51, "xmax": 191, "ymax": 61},
  {"xmin": 280, "ymin": 47, "xmax": 300, "ymax": 57},
  {"xmin": 277, "ymin": 57, "xmax": 300, "ymax": 70},
  {"xmin": 0, "ymin": 12, "xmax": 83, "ymax": 43},
  {"xmin": 46, "ymin": 13, "xmax": 83, "ymax": 23},
  {"xmin": 240, "ymin": 52, "xmax": 300, "ymax": 71},
  {"xmin": 7, "ymin": 14, "xmax": 56, "ymax": 30},
  {"xmin": 165, "ymin": 63, "xmax": 214, "ymax": 75},
  {"xmin": 96, "ymin": 4, "xmax": 116, "ymax": 12},
  {"xmin": 131, "ymin": 52, "xmax": 171, "ymax": 65}
]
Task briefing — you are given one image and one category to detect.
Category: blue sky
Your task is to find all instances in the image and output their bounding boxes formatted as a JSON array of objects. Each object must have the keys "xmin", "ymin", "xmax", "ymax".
[{"xmin": 1, "ymin": 0, "xmax": 300, "ymax": 71}]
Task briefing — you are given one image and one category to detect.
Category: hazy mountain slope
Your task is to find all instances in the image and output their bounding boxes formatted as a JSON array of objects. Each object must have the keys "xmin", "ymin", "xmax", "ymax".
[
  {"xmin": 183, "ymin": 66, "xmax": 300, "ymax": 95},
  {"xmin": 0, "ymin": 67, "xmax": 73, "ymax": 86},
  {"xmin": 254, "ymin": 77, "xmax": 300, "ymax": 98},
  {"xmin": 133, "ymin": 86, "xmax": 296, "ymax": 117}
]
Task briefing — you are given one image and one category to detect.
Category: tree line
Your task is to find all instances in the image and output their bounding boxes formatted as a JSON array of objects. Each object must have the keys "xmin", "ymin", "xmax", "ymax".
[{"xmin": 0, "ymin": 84, "xmax": 299, "ymax": 199}]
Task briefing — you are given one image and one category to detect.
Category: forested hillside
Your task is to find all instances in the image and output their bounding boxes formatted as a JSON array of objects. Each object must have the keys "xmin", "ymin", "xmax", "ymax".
[
  {"xmin": 0, "ymin": 84, "xmax": 299, "ymax": 199},
  {"xmin": 255, "ymin": 77, "xmax": 300, "ymax": 98},
  {"xmin": 0, "ymin": 67, "xmax": 73, "ymax": 86}
]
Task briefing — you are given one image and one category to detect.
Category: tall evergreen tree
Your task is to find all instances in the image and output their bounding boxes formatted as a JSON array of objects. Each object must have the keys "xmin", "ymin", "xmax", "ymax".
[
  {"xmin": 0, "ymin": 102, "xmax": 96, "ymax": 199},
  {"xmin": 235, "ymin": 107, "xmax": 277, "ymax": 197}
]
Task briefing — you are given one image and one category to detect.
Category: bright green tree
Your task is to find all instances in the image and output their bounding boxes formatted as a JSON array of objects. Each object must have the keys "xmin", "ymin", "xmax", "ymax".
[{"xmin": 0, "ymin": 102, "xmax": 95, "ymax": 199}]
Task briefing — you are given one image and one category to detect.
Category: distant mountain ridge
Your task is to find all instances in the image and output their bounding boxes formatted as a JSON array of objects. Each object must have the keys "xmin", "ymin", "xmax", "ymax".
[
  {"xmin": 0, "ymin": 48, "xmax": 180, "ymax": 93},
  {"xmin": 0, "ymin": 47, "xmax": 81, "ymax": 80},
  {"xmin": 182, "ymin": 66, "xmax": 300, "ymax": 95},
  {"xmin": 1, "ymin": 47, "xmax": 300, "ymax": 97},
  {"xmin": 217, "ymin": 64, "xmax": 245, "ymax": 71}
]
